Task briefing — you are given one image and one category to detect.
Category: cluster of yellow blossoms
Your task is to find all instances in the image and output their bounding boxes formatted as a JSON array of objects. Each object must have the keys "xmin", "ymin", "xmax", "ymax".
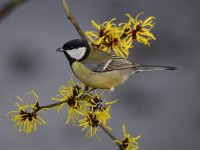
[
  {"xmin": 7, "ymin": 78, "xmax": 140, "ymax": 149},
  {"xmin": 6, "ymin": 78, "xmax": 114, "ymax": 136},
  {"xmin": 115, "ymin": 125, "xmax": 141, "ymax": 150},
  {"xmin": 85, "ymin": 12, "xmax": 156, "ymax": 58},
  {"xmin": 52, "ymin": 79, "xmax": 118, "ymax": 138},
  {"xmin": 6, "ymin": 91, "xmax": 46, "ymax": 134}
]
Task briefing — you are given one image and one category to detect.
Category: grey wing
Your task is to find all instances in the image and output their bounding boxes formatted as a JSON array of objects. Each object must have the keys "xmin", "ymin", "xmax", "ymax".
[
  {"xmin": 104, "ymin": 56, "xmax": 142, "ymax": 71},
  {"xmin": 83, "ymin": 49, "xmax": 175, "ymax": 73},
  {"xmin": 89, "ymin": 55, "xmax": 142, "ymax": 72}
]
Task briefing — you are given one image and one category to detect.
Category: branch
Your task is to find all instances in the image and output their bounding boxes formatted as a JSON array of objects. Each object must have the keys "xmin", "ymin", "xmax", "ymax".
[
  {"xmin": 99, "ymin": 124, "xmax": 123, "ymax": 149},
  {"xmin": 60, "ymin": 0, "xmax": 87, "ymax": 41},
  {"xmin": 60, "ymin": 1, "xmax": 123, "ymax": 149},
  {"xmin": 0, "ymin": 0, "xmax": 29, "ymax": 22},
  {"xmin": 30, "ymin": 100, "xmax": 68, "ymax": 116},
  {"xmin": 31, "ymin": 97, "xmax": 123, "ymax": 149}
]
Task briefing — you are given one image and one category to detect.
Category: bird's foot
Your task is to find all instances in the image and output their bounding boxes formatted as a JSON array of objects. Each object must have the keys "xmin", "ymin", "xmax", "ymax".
[
  {"xmin": 96, "ymin": 90, "xmax": 113, "ymax": 110},
  {"xmin": 96, "ymin": 101, "xmax": 105, "ymax": 110}
]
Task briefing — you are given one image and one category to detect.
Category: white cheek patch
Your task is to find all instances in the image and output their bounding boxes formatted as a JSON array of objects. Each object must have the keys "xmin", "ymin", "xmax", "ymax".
[{"xmin": 67, "ymin": 47, "xmax": 86, "ymax": 60}]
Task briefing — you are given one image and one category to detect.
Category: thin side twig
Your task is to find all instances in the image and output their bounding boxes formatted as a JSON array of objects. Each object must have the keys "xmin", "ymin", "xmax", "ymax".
[
  {"xmin": 99, "ymin": 124, "xmax": 123, "ymax": 149},
  {"xmin": 31, "ymin": 100, "xmax": 68, "ymax": 116},
  {"xmin": 0, "ymin": 0, "xmax": 29, "ymax": 22},
  {"xmin": 60, "ymin": 0, "xmax": 87, "ymax": 41}
]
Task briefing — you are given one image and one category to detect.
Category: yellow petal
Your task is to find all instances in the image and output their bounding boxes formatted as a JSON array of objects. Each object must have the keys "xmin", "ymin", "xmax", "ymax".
[
  {"xmin": 91, "ymin": 20, "xmax": 100, "ymax": 30},
  {"xmin": 143, "ymin": 16, "xmax": 155, "ymax": 27}
]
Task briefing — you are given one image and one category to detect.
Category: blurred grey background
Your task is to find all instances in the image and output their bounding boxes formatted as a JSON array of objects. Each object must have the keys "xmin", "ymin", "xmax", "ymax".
[{"xmin": 0, "ymin": 0, "xmax": 199, "ymax": 150}]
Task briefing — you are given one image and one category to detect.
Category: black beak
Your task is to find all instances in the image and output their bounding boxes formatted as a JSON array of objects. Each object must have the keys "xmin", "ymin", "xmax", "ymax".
[{"xmin": 56, "ymin": 47, "xmax": 65, "ymax": 52}]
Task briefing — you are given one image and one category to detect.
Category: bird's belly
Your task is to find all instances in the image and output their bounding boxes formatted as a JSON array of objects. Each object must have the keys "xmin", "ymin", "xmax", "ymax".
[
  {"xmin": 72, "ymin": 62, "xmax": 130, "ymax": 89},
  {"xmin": 89, "ymin": 71, "xmax": 127, "ymax": 89},
  {"xmin": 77, "ymin": 71, "xmax": 127, "ymax": 89}
]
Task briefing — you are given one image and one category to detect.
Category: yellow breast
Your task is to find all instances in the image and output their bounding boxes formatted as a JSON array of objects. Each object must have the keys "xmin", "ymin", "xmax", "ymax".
[{"xmin": 71, "ymin": 62, "xmax": 128, "ymax": 89}]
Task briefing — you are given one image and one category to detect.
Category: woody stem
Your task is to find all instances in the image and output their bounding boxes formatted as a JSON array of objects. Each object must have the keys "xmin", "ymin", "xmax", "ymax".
[
  {"xmin": 31, "ymin": 100, "xmax": 68, "ymax": 116},
  {"xmin": 60, "ymin": 1, "xmax": 123, "ymax": 149},
  {"xmin": 60, "ymin": 0, "xmax": 87, "ymax": 41},
  {"xmin": 99, "ymin": 124, "xmax": 123, "ymax": 149}
]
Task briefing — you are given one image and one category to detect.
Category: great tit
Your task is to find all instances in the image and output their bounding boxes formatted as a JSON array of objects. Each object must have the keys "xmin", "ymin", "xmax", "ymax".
[{"xmin": 57, "ymin": 39, "xmax": 175, "ymax": 91}]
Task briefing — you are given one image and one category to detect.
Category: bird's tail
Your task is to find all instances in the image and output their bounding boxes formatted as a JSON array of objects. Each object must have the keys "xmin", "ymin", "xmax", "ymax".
[{"xmin": 134, "ymin": 65, "xmax": 176, "ymax": 72}]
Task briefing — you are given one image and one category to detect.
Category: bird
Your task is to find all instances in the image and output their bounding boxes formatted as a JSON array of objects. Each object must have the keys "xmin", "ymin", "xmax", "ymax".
[{"xmin": 56, "ymin": 39, "xmax": 176, "ymax": 92}]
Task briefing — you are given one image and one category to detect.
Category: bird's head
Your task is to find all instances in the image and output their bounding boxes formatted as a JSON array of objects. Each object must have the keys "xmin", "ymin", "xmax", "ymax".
[{"xmin": 57, "ymin": 39, "xmax": 90, "ymax": 64}]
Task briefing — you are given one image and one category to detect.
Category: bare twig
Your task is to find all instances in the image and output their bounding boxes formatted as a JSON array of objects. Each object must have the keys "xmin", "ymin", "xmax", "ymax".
[
  {"xmin": 99, "ymin": 124, "xmax": 119, "ymax": 141},
  {"xmin": 60, "ymin": 0, "xmax": 87, "ymax": 41},
  {"xmin": 0, "ymin": 0, "xmax": 29, "ymax": 22},
  {"xmin": 31, "ymin": 100, "xmax": 68, "ymax": 116},
  {"xmin": 99, "ymin": 124, "xmax": 123, "ymax": 149}
]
